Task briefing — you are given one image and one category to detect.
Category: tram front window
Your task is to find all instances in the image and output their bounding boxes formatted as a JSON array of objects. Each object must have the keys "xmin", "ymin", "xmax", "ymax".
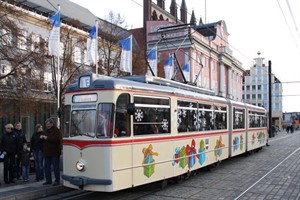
[
  {"xmin": 97, "ymin": 103, "xmax": 114, "ymax": 138},
  {"xmin": 70, "ymin": 109, "xmax": 96, "ymax": 137}
]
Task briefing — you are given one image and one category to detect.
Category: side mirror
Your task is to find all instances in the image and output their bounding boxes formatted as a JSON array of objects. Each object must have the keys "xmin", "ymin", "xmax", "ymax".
[{"xmin": 127, "ymin": 103, "xmax": 135, "ymax": 115}]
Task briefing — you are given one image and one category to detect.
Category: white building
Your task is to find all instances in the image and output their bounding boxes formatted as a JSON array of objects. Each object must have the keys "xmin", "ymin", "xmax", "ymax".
[{"xmin": 243, "ymin": 53, "xmax": 283, "ymax": 129}]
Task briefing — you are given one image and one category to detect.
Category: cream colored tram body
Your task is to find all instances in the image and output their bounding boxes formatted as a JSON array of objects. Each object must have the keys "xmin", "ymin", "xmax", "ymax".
[{"xmin": 62, "ymin": 73, "xmax": 268, "ymax": 192}]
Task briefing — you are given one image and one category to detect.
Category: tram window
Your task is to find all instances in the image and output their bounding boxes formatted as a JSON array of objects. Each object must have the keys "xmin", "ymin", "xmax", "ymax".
[
  {"xmin": 249, "ymin": 111, "xmax": 265, "ymax": 128},
  {"xmin": 177, "ymin": 101, "xmax": 197, "ymax": 133},
  {"xmin": 233, "ymin": 108, "xmax": 245, "ymax": 129},
  {"xmin": 63, "ymin": 105, "xmax": 71, "ymax": 137},
  {"xmin": 198, "ymin": 104, "xmax": 214, "ymax": 131},
  {"xmin": 115, "ymin": 94, "xmax": 130, "ymax": 137},
  {"xmin": 97, "ymin": 103, "xmax": 114, "ymax": 138},
  {"xmin": 70, "ymin": 109, "xmax": 96, "ymax": 137},
  {"xmin": 215, "ymin": 106, "xmax": 227, "ymax": 130},
  {"xmin": 133, "ymin": 96, "xmax": 170, "ymax": 135}
]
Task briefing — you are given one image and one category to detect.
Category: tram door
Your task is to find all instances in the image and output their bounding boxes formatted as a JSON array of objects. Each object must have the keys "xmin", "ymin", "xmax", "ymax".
[{"xmin": 115, "ymin": 93, "xmax": 131, "ymax": 137}]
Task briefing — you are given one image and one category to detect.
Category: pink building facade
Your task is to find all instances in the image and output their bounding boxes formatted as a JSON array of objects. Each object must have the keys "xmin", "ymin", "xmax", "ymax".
[{"xmin": 144, "ymin": 0, "xmax": 244, "ymax": 101}]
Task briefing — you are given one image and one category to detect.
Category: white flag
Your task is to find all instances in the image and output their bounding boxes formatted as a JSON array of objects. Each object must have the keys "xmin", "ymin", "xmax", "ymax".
[
  {"xmin": 182, "ymin": 62, "xmax": 190, "ymax": 81},
  {"xmin": 119, "ymin": 35, "xmax": 132, "ymax": 73},
  {"xmin": 86, "ymin": 25, "xmax": 97, "ymax": 64},
  {"xmin": 48, "ymin": 11, "xmax": 60, "ymax": 56},
  {"xmin": 164, "ymin": 56, "xmax": 173, "ymax": 79},
  {"xmin": 146, "ymin": 46, "xmax": 157, "ymax": 76}
]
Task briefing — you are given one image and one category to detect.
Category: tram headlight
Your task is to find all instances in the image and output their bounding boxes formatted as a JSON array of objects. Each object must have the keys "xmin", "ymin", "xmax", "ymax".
[{"xmin": 76, "ymin": 160, "xmax": 85, "ymax": 171}]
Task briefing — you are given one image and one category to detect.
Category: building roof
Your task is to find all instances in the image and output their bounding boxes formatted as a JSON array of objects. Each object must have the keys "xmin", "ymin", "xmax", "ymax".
[
  {"xmin": 14, "ymin": 0, "xmax": 130, "ymax": 37},
  {"xmin": 194, "ymin": 20, "xmax": 223, "ymax": 40}
]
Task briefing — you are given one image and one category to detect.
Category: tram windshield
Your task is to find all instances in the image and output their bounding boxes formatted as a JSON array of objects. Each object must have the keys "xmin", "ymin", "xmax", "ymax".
[{"xmin": 70, "ymin": 107, "xmax": 96, "ymax": 138}]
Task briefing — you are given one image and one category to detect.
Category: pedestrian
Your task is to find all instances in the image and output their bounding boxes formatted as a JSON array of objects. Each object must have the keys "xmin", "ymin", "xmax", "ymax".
[
  {"xmin": 14, "ymin": 122, "xmax": 27, "ymax": 180},
  {"xmin": 1, "ymin": 123, "xmax": 19, "ymax": 184},
  {"xmin": 0, "ymin": 148, "xmax": 4, "ymax": 186},
  {"xmin": 41, "ymin": 118, "xmax": 62, "ymax": 186},
  {"xmin": 20, "ymin": 143, "xmax": 30, "ymax": 182},
  {"xmin": 30, "ymin": 124, "xmax": 44, "ymax": 181}
]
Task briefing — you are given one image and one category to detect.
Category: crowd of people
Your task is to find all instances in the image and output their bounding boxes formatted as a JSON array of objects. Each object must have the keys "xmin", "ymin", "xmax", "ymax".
[{"xmin": 0, "ymin": 118, "xmax": 62, "ymax": 187}]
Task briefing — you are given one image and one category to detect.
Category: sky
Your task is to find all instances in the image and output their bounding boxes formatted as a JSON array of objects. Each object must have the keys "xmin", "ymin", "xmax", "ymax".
[{"xmin": 70, "ymin": 0, "xmax": 300, "ymax": 112}]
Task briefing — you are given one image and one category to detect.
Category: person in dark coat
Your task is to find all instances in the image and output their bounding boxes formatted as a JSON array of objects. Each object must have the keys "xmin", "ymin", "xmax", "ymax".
[
  {"xmin": 1, "ymin": 123, "xmax": 19, "ymax": 184},
  {"xmin": 41, "ymin": 118, "xmax": 62, "ymax": 186},
  {"xmin": 30, "ymin": 124, "xmax": 44, "ymax": 181},
  {"xmin": 14, "ymin": 122, "xmax": 27, "ymax": 180},
  {"xmin": 20, "ymin": 143, "xmax": 30, "ymax": 182}
]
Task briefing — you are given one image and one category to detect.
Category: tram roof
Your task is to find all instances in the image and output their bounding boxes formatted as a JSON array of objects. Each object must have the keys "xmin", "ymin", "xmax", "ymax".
[{"xmin": 66, "ymin": 74, "xmax": 229, "ymax": 103}]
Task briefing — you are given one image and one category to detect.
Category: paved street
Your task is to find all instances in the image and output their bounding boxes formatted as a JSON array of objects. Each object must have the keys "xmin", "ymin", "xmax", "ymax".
[{"xmin": 0, "ymin": 130, "xmax": 299, "ymax": 200}]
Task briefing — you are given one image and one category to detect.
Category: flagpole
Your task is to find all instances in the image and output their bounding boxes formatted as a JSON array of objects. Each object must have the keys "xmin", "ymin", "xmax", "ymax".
[
  {"xmin": 57, "ymin": 4, "xmax": 61, "ymax": 128},
  {"xmin": 95, "ymin": 20, "xmax": 98, "ymax": 75},
  {"xmin": 130, "ymin": 35, "xmax": 132, "ymax": 75}
]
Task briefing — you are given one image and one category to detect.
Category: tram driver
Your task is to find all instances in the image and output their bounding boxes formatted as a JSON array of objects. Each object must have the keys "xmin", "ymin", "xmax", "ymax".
[{"xmin": 97, "ymin": 112, "xmax": 112, "ymax": 137}]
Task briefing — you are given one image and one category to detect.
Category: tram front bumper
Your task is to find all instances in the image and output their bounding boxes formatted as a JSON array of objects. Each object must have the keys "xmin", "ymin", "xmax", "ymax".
[{"xmin": 62, "ymin": 174, "xmax": 112, "ymax": 186}]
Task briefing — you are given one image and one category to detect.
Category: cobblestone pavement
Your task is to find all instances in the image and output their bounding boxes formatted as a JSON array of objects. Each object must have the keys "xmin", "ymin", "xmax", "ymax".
[
  {"xmin": 138, "ymin": 131, "xmax": 300, "ymax": 200},
  {"xmin": 0, "ymin": 131, "xmax": 299, "ymax": 200}
]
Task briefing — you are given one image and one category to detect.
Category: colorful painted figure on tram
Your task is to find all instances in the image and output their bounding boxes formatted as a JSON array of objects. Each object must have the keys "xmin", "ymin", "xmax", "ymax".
[{"xmin": 142, "ymin": 144, "xmax": 158, "ymax": 178}]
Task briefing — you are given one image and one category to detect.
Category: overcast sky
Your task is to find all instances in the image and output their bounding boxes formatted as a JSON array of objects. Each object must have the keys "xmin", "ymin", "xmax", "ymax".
[{"xmin": 70, "ymin": 0, "xmax": 300, "ymax": 112}]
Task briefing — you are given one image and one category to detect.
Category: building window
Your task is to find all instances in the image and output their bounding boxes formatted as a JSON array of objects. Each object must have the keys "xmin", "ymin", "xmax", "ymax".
[
  {"xmin": 246, "ymin": 85, "xmax": 250, "ymax": 90},
  {"xmin": 257, "ymin": 85, "xmax": 261, "ymax": 90},
  {"xmin": 31, "ymin": 33, "xmax": 40, "ymax": 52},
  {"xmin": 263, "ymin": 93, "xmax": 267, "ymax": 100},
  {"xmin": 246, "ymin": 94, "xmax": 250, "ymax": 99},
  {"xmin": 252, "ymin": 85, "xmax": 256, "ymax": 90},
  {"xmin": 74, "ymin": 46, "xmax": 81, "ymax": 63},
  {"xmin": 262, "ymin": 84, "xmax": 268, "ymax": 90},
  {"xmin": 252, "ymin": 94, "xmax": 256, "ymax": 99},
  {"xmin": 44, "ymin": 72, "xmax": 53, "ymax": 92},
  {"xmin": 1, "ymin": 29, "xmax": 12, "ymax": 46},
  {"xmin": 18, "ymin": 30, "xmax": 27, "ymax": 50},
  {"xmin": 258, "ymin": 94, "xmax": 262, "ymax": 99}
]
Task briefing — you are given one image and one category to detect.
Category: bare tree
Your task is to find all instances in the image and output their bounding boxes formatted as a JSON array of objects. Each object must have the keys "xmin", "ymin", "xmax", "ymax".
[
  {"xmin": 0, "ymin": 2, "xmax": 50, "ymax": 118},
  {"xmin": 97, "ymin": 11, "xmax": 148, "ymax": 76},
  {"xmin": 49, "ymin": 22, "xmax": 91, "ymax": 117}
]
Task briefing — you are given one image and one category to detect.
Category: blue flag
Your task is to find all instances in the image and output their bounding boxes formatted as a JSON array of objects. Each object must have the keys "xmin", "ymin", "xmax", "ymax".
[
  {"xmin": 164, "ymin": 56, "xmax": 173, "ymax": 79},
  {"xmin": 182, "ymin": 62, "xmax": 190, "ymax": 81},
  {"xmin": 147, "ymin": 46, "xmax": 157, "ymax": 76},
  {"xmin": 48, "ymin": 11, "xmax": 60, "ymax": 56},
  {"xmin": 119, "ymin": 35, "xmax": 132, "ymax": 73},
  {"xmin": 86, "ymin": 25, "xmax": 97, "ymax": 64}
]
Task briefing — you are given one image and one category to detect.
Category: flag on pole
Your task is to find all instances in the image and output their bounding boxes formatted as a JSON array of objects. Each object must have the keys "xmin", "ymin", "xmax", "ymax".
[
  {"xmin": 146, "ymin": 46, "xmax": 157, "ymax": 76},
  {"xmin": 164, "ymin": 55, "xmax": 173, "ymax": 79},
  {"xmin": 86, "ymin": 25, "xmax": 97, "ymax": 64},
  {"xmin": 182, "ymin": 62, "xmax": 190, "ymax": 81},
  {"xmin": 119, "ymin": 35, "xmax": 132, "ymax": 73},
  {"xmin": 48, "ymin": 11, "xmax": 60, "ymax": 56}
]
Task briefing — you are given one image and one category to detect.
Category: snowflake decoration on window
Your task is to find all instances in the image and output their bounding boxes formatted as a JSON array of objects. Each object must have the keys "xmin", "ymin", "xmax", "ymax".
[
  {"xmin": 177, "ymin": 110, "xmax": 182, "ymax": 128},
  {"xmin": 135, "ymin": 109, "xmax": 144, "ymax": 122},
  {"xmin": 235, "ymin": 113, "xmax": 239, "ymax": 125},
  {"xmin": 210, "ymin": 112, "xmax": 214, "ymax": 125},
  {"xmin": 162, "ymin": 119, "xmax": 169, "ymax": 131}
]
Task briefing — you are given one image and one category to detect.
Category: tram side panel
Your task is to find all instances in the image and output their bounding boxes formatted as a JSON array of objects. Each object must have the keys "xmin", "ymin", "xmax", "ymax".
[
  {"xmin": 172, "ymin": 132, "xmax": 230, "ymax": 175},
  {"xmin": 111, "ymin": 143, "xmax": 134, "ymax": 191},
  {"xmin": 247, "ymin": 128, "xmax": 268, "ymax": 151},
  {"xmin": 230, "ymin": 130, "xmax": 247, "ymax": 157},
  {"xmin": 131, "ymin": 138, "xmax": 174, "ymax": 187}
]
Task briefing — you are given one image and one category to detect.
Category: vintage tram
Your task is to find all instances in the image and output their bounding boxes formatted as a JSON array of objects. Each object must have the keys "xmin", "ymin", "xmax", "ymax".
[{"xmin": 62, "ymin": 73, "xmax": 267, "ymax": 192}]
